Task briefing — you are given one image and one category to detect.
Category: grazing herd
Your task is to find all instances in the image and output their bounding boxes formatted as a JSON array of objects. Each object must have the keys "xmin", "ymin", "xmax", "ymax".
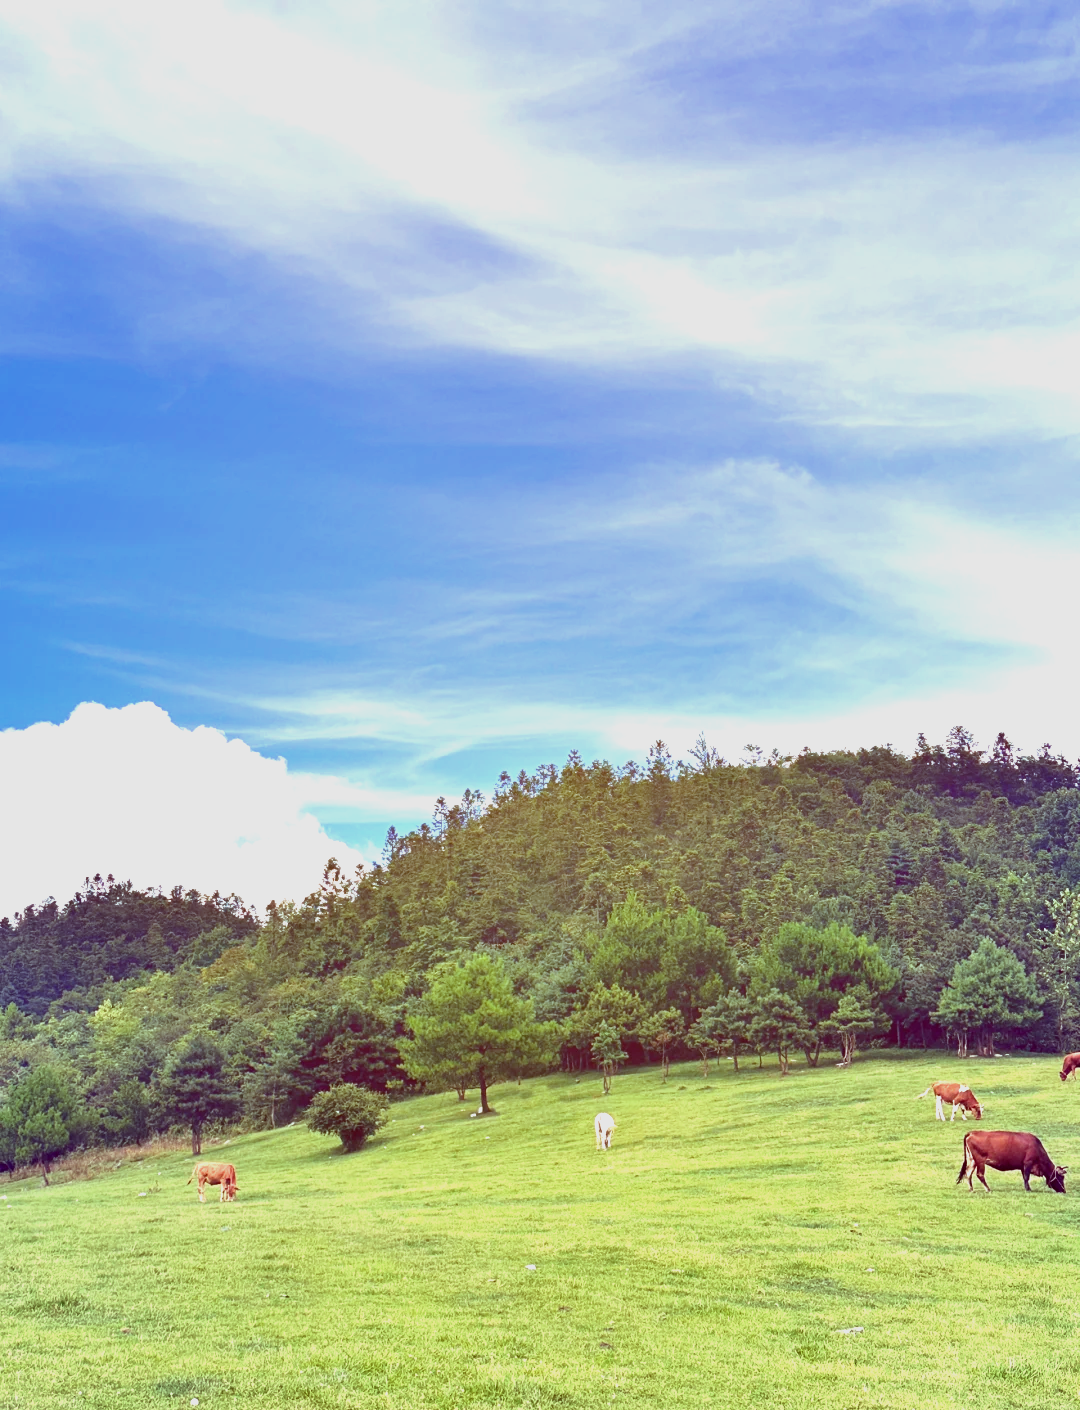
[
  {"xmin": 913, "ymin": 1072, "xmax": 1070, "ymax": 1194},
  {"xmin": 185, "ymin": 1055, "xmax": 1080, "ymax": 1203},
  {"xmin": 591, "ymin": 1064, "xmax": 1075, "ymax": 1197}
]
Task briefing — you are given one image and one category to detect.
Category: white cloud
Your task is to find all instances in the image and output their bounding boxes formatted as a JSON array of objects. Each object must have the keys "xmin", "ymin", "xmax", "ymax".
[
  {"xmin": 1, "ymin": 2, "xmax": 1079, "ymax": 436},
  {"xmin": 0, "ymin": 701, "xmax": 372, "ymax": 918}
]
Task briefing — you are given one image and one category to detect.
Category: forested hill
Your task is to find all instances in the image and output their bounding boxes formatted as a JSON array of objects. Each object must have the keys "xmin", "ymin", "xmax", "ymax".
[
  {"xmin": 0, "ymin": 876, "xmax": 256, "ymax": 1014},
  {"xmin": 336, "ymin": 728, "xmax": 1080, "ymax": 1046},
  {"xmin": 4, "ymin": 725, "xmax": 1080, "ymax": 1039}
]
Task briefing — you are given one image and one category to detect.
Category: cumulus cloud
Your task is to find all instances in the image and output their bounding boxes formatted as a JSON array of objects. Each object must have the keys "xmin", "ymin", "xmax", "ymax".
[{"xmin": 0, "ymin": 701, "xmax": 372, "ymax": 918}]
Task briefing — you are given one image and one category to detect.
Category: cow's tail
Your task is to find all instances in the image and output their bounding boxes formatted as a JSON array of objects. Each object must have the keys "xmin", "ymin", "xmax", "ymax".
[
  {"xmin": 916, "ymin": 1086, "xmax": 934, "ymax": 1100},
  {"xmin": 186, "ymin": 1164, "xmax": 197, "ymax": 1185},
  {"xmin": 957, "ymin": 1133, "xmax": 972, "ymax": 1185}
]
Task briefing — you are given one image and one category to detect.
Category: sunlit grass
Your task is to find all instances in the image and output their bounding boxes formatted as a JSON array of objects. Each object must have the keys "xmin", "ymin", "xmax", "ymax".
[{"xmin": 5, "ymin": 1050, "xmax": 1080, "ymax": 1408}]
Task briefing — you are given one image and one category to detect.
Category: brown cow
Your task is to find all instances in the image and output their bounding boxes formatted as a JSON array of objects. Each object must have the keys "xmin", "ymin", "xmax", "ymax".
[
  {"xmin": 917, "ymin": 1082, "xmax": 983, "ymax": 1122},
  {"xmin": 1060, "ymin": 1053, "xmax": 1080, "ymax": 1082},
  {"xmin": 187, "ymin": 1161, "xmax": 238, "ymax": 1202},
  {"xmin": 957, "ymin": 1131, "xmax": 1066, "ymax": 1193}
]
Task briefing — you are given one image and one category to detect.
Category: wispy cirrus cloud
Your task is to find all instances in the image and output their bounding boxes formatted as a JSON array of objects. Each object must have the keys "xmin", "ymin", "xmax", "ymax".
[
  {"xmin": 59, "ymin": 459, "xmax": 1080, "ymax": 776},
  {"xmin": 4, "ymin": 1, "xmax": 1080, "ymax": 907},
  {"xmin": 2, "ymin": 2, "xmax": 1080, "ymax": 437}
]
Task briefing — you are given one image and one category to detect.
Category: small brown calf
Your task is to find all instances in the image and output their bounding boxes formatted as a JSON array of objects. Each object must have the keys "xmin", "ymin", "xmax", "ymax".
[{"xmin": 187, "ymin": 1161, "xmax": 238, "ymax": 1202}]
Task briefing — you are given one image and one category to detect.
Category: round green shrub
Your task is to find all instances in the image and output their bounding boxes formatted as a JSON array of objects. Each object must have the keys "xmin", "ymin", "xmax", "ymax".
[{"xmin": 305, "ymin": 1084, "xmax": 389, "ymax": 1152}]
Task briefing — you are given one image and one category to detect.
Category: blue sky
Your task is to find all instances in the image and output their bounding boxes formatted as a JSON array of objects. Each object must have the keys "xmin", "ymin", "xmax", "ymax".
[{"xmin": 2, "ymin": 1, "xmax": 1080, "ymax": 910}]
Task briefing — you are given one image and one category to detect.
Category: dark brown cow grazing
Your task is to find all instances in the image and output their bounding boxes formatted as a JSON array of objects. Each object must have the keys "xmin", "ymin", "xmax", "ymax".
[
  {"xmin": 958, "ymin": 1131, "xmax": 1066, "ymax": 1193},
  {"xmin": 1060, "ymin": 1053, "xmax": 1080, "ymax": 1082},
  {"xmin": 917, "ymin": 1082, "xmax": 983, "ymax": 1122},
  {"xmin": 187, "ymin": 1161, "xmax": 238, "ymax": 1202}
]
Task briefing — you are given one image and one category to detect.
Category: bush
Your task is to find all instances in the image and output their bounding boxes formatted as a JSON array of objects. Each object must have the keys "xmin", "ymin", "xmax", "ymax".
[{"xmin": 306, "ymin": 1084, "xmax": 389, "ymax": 1152}]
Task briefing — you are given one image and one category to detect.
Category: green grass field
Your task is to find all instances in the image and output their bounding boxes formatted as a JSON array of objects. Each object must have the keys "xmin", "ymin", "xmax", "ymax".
[{"xmin": 5, "ymin": 1051, "xmax": 1080, "ymax": 1409}]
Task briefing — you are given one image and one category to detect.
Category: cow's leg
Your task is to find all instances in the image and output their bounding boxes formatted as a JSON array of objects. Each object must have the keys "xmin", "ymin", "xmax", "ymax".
[
  {"xmin": 950, "ymin": 1101, "xmax": 957, "ymax": 1122},
  {"xmin": 1022, "ymin": 1166, "xmax": 1033, "ymax": 1191},
  {"xmin": 198, "ymin": 1182, "xmax": 206, "ymax": 1202},
  {"xmin": 975, "ymin": 1159, "xmax": 990, "ymax": 1191},
  {"xmin": 936, "ymin": 1095, "xmax": 945, "ymax": 1121}
]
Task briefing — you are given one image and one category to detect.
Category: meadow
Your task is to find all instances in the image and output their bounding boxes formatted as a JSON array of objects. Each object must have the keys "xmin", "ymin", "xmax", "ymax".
[{"xmin": 4, "ymin": 1052, "xmax": 1080, "ymax": 1410}]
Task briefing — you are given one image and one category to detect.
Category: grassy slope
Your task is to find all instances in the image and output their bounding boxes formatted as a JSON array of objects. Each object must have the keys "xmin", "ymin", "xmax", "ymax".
[{"xmin": 4, "ymin": 1053, "xmax": 1080, "ymax": 1410}]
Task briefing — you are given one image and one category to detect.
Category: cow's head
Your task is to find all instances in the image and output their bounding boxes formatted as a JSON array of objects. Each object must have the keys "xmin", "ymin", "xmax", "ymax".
[
  {"xmin": 1061, "ymin": 1068, "xmax": 1069, "ymax": 1082},
  {"xmin": 969, "ymin": 1096, "xmax": 984, "ymax": 1119},
  {"xmin": 1048, "ymin": 1165, "xmax": 1068, "ymax": 1194}
]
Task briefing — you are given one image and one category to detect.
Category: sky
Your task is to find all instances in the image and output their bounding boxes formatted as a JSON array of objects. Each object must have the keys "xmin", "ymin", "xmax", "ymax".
[{"xmin": 2, "ymin": 0, "xmax": 1080, "ymax": 916}]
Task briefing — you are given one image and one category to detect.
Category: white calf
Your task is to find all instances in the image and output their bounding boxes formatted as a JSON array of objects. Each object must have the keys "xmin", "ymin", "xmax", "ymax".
[{"xmin": 594, "ymin": 1112, "xmax": 616, "ymax": 1150}]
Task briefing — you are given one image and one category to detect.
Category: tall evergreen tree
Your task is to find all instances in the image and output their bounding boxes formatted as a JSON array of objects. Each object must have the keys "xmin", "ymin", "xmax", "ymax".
[
  {"xmin": 934, "ymin": 939, "xmax": 1041, "ymax": 1057},
  {"xmin": 159, "ymin": 1035, "xmax": 242, "ymax": 1154}
]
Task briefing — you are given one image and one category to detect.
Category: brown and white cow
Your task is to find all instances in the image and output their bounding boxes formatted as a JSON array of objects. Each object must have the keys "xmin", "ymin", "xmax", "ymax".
[
  {"xmin": 187, "ymin": 1161, "xmax": 238, "ymax": 1202},
  {"xmin": 917, "ymin": 1082, "xmax": 983, "ymax": 1122},
  {"xmin": 1060, "ymin": 1053, "xmax": 1080, "ymax": 1082},
  {"xmin": 594, "ymin": 1113, "xmax": 616, "ymax": 1150},
  {"xmin": 958, "ymin": 1131, "xmax": 1066, "ymax": 1193}
]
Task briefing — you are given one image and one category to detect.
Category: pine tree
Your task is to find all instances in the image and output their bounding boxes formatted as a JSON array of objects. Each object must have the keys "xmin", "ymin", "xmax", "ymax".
[
  {"xmin": 0, "ymin": 1065, "xmax": 84, "ymax": 1183},
  {"xmin": 591, "ymin": 1022, "xmax": 625, "ymax": 1095},
  {"xmin": 400, "ymin": 954, "xmax": 558, "ymax": 1113},
  {"xmin": 159, "ymin": 1035, "xmax": 242, "ymax": 1154},
  {"xmin": 638, "ymin": 1008, "xmax": 684, "ymax": 1081},
  {"xmin": 934, "ymin": 938, "xmax": 1041, "ymax": 1058}
]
